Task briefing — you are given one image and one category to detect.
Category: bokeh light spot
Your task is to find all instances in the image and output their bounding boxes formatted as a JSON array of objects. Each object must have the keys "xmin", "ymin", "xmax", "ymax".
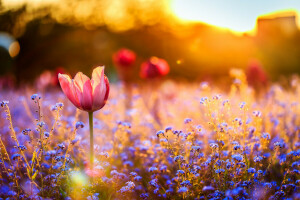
[{"xmin": 8, "ymin": 41, "xmax": 20, "ymax": 58}]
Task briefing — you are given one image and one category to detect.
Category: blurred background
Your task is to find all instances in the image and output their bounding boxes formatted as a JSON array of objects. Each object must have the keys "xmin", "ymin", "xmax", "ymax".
[{"xmin": 1, "ymin": 0, "xmax": 300, "ymax": 85}]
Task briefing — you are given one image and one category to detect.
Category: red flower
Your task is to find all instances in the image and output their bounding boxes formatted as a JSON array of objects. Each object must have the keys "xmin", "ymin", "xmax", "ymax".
[
  {"xmin": 113, "ymin": 48, "xmax": 136, "ymax": 68},
  {"xmin": 140, "ymin": 57, "xmax": 170, "ymax": 79},
  {"xmin": 246, "ymin": 59, "xmax": 268, "ymax": 87}
]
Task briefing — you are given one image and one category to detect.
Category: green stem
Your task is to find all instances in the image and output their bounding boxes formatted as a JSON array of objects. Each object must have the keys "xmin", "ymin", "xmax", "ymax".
[{"xmin": 89, "ymin": 112, "xmax": 94, "ymax": 168}]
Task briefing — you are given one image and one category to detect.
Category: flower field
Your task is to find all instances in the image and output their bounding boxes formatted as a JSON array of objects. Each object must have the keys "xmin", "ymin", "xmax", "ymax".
[{"xmin": 1, "ymin": 70, "xmax": 300, "ymax": 200}]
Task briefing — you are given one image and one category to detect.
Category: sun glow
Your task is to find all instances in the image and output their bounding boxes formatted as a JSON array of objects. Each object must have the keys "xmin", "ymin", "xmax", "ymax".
[{"xmin": 171, "ymin": 0, "xmax": 300, "ymax": 34}]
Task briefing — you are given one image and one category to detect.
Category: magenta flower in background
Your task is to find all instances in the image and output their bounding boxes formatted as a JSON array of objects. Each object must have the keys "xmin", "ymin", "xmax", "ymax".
[
  {"xmin": 246, "ymin": 59, "xmax": 268, "ymax": 88},
  {"xmin": 140, "ymin": 57, "xmax": 170, "ymax": 79},
  {"xmin": 113, "ymin": 48, "xmax": 136, "ymax": 68}
]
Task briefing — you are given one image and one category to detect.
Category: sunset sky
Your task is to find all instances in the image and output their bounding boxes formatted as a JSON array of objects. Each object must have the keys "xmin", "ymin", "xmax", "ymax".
[
  {"xmin": 3, "ymin": 0, "xmax": 300, "ymax": 33},
  {"xmin": 171, "ymin": 0, "xmax": 300, "ymax": 32}
]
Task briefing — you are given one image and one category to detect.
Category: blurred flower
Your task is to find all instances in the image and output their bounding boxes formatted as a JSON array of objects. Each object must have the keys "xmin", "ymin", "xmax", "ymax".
[
  {"xmin": 177, "ymin": 186, "xmax": 188, "ymax": 193},
  {"xmin": 113, "ymin": 48, "xmax": 136, "ymax": 68},
  {"xmin": 161, "ymin": 80, "xmax": 177, "ymax": 100},
  {"xmin": 35, "ymin": 70, "xmax": 52, "ymax": 90},
  {"xmin": 247, "ymin": 168, "xmax": 256, "ymax": 174},
  {"xmin": 75, "ymin": 121, "xmax": 85, "ymax": 129},
  {"xmin": 58, "ymin": 66, "xmax": 109, "ymax": 112},
  {"xmin": 0, "ymin": 100, "xmax": 9, "ymax": 107},
  {"xmin": 85, "ymin": 166, "xmax": 105, "ymax": 178},
  {"xmin": 36, "ymin": 68, "xmax": 66, "ymax": 90},
  {"xmin": 0, "ymin": 75, "xmax": 15, "ymax": 90},
  {"xmin": 140, "ymin": 57, "xmax": 170, "ymax": 79},
  {"xmin": 113, "ymin": 48, "xmax": 136, "ymax": 83},
  {"xmin": 246, "ymin": 59, "xmax": 268, "ymax": 88}
]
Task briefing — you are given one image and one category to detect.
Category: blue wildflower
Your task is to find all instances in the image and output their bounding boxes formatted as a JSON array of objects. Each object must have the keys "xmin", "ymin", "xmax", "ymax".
[
  {"xmin": 247, "ymin": 168, "xmax": 256, "ymax": 174},
  {"xmin": 254, "ymin": 156, "xmax": 263, "ymax": 162},
  {"xmin": 22, "ymin": 128, "xmax": 31, "ymax": 135},
  {"xmin": 274, "ymin": 141, "xmax": 285, "ymax": 148},
  {"xmin": 174, "ymin": 155, "xmax": 184, "ymax": 162},
  {"xmin": 215, "ymin": 169, "xmax": 225, "ymax": 174},
  {"xmin": 232, "ymin": 154, "xmax": 243, "ymax": 162},
  {"xmin": 75, "ymin": 121, "xmax": 85, "ymax": 129},
  {"xmin": 126, "ymin": 181, "xmax": 135, "ymax": 189},
  {"xmin": 184, "ymin": 118, "xmax": 192, "ymax": 124},
  {"xmin": 31, "ymin": 94, "xmax": 41, "ymax": 100},
  {"xmin": 261, "ymin": 132, "xmax": 270, "ymax": 140},
  {"xmin": 58, "ymin": 143, "xmax": 65, "ymax": 149},
  {"xmin": 134, "ymin": 176, "xmax": 142, "ymax": 182},
  {"xmin": 0, "ymin": 100, "xmax": 9, "ymax": 107},
  {"xmin": 177, "ymin": 186, "xmax": 188, "ymax": 193},
  {"xmin": 12, "ymin": 153, "xmax": 20, "ymax": 160},
  {"xmin": 148, "ymin": 167, "xmax": 158, "ymax": 173},
  {"xmin": 37, "ymin": 121, "xmax": 46, "ymax": 127},
  {"xmin": 180, "ymin": 180, "xmax": 191, "ymax": 186},
  {"xmin": 176, "ymin": 170, "xmax": 185, "ymax": 175},
  {"xmin": 18, "ymin": 145, "xmax": 27, "ymax": 151},
  {"xmin": 156, "ymin": 130, "xmax": 164, "ymax": 137},
  {"xmin": 202, "ymin": 186, "xmax": 215, "ymax": 192},
  {"xmin": 233, "ymin": 144, "xmax": 242, "ymax": 151},
  {"xmin": 240, "ymin": 102, "xmax": 246, "ymax": 109},
  {"xmin": 149, "ymin": 179, "xmax": 159, "ymax": 188},
  {"xmin": 160, "ymin": 165, "xmax": 167, "ymax": 172},
  {"xmin": 165, "ymin": 126, "xmax": 172, "ymax": 132},
  {"xmin": 210, "ymin": 143, "xmax": 219, "ymax": 149},
  {"xmin": 124, "ymin": 161, "xmax": 134, "ymax": 167},
  {"xmin": 44, "ymin": 132, "xmax": 50, "ymax": 138},
  {"xmin": 140, "ymin": 193, "xmax": 149, "ymax": 198},
  {"xmin": 191, "ymin": 146, "xmax": 201, "ymax": 151},
  {"xmin": 166, "ymin": 188, "xmax": 174, "ymax": 194},
  {"xmin": 129, "ymin": 172, "xmax": 137, "ymax": 177}
]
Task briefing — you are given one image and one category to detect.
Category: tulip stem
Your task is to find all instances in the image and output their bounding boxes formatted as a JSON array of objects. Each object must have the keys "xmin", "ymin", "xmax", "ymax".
[{"xmin": 88, "ymin": 112, "xmax": 94, "ymax": 168}]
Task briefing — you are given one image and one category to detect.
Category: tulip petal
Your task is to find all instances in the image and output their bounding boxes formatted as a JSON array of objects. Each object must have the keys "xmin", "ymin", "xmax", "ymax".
[
  {"xmin": 103, "ymin": 75, "xmax": 110, "ymax": 102},
  {"xmin": 91, "ymin": 66, "xmax": 108, "ymax": 110},
  {"xmin": 58, "ymin": 73, "xmax": 81, "ymax": 109},
  {"xmin": 74, "ymin": 72, "xmax": 93, "ymax": 111}
]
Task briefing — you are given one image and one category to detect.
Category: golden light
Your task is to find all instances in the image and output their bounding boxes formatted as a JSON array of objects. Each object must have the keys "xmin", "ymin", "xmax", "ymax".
[
  {"xmin": 70, "ymin": 171, "xmax": 88, "ymax": 187},
  {"xmin": 0, "ymin": 33, "xmax": 20, "ymax": 58},
  {"xmin": 2, "ymin": 0, "xmax": 59, "ymax": 8},
  {"xmin": 170, "ymin": 0, "xmax": 300, "ymax": 34},
  {"xmin": 9, "ymin": 41, "xmax": 20, "ymax": 58},
  {"xmin": 176, "ymin": 59, "xmax": 183, "ymax": 65},
  {"xmin": 171, "ymin": 0, "xmax": 255, "ymax": 33}
]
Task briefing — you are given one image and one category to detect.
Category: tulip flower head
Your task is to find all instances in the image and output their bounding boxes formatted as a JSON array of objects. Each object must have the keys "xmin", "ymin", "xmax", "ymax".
[
  {"xmin": 59, "ymin": 66, "xmax": 109, "ymax": 169},
  {"xmin": 140, "ymin": 57, "xmax": 170, "ymax": 79},
  {"xmin": 113, "ymin": 48, "xmax": 136, "ymax": 68},
  {"xmin": 58, "ymin": 66, "xmax": 109, "ymax": 112}
]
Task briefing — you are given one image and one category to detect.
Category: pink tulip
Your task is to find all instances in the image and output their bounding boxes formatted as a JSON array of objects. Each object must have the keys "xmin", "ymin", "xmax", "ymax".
[
  {"xmin": 140, "ymin": 57, "xmax": 170, "ymax": 79},
  {"xmin": 58, "ymin": 66, "xmax": 109, "ymax": 112},
  {"xmin": 59, "ymin": 66, "xmax": 109, "ymax": 169}
]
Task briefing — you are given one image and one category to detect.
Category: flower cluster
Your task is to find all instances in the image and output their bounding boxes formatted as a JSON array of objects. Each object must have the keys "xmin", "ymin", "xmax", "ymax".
[{"xmin": 0, "ymin": 72, "xmax": 300, "ymax": 199}]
